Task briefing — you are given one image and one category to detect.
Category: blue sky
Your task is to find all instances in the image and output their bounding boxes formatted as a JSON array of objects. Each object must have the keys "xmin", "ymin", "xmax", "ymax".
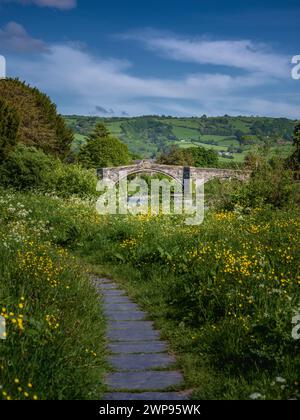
[{"xmin": 0, "ymin": 0, "xmax": 299, "ymax": 117}]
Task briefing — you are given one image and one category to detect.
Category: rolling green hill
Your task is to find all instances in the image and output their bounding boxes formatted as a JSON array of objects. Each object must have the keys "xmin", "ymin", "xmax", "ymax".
[{"xmin": 65, "ymin": 115, "xmax": 297, "ymax": 162}]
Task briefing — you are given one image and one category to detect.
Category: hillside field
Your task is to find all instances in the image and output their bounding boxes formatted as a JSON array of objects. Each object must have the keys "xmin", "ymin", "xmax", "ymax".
[{"xmin": 65, "ymin": 115, "xmax": 296, "ymax": 162}]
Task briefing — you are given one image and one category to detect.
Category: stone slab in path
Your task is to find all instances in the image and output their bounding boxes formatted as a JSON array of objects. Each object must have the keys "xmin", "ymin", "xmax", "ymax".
[
  {"xmin": 99, "ymin": 283, "xmax": 117, "ymax": 290},
  {"xmin": 94, "ymin": 276, "xmax": 187, "ymax": 399},
  {"xmin": 107, "ymin": 328, "xmax": 160, "ymax": 342},
  {"xmin": 106, "ymin": 311, "xmax": 147, "ymax": 321},
  {"xmin": 104, "ymin": 303, "xmax": 140, "ymax": 312},
  {"xmin": 101, "ymin": 289, "xmax": 125, "ymax": 296},
  {"xmin": 108, "ymin": 341, "xmax": 168, "ymax": 354},
  {"xmin": 103, "ymin": 392, "xmax": 189, "ymax": 400},
  {"xmin": 108, "ymin": 353, "xmax": 176, "ymax": 371},
  {"xmin": 106, "ymin": 371, "xmax": 183, "ymax": 391},
  {"xmin": 108, "ymin": 320, "xmax": 154, "ymax": 330},
  {"xmin": 103, "ymin": 296, "xmax": 132, "ymax": 304}
]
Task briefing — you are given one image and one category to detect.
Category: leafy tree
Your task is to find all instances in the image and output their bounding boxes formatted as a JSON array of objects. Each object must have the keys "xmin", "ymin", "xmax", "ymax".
[
  {"xmin": 186, "ymin": 146, "xmax": 219, "ymax": 167},
  {"xmin": 158, "ymin": 145, "xmax": 219, "ymax": 167},
  {"xmin": 287, "ymin": 121, "xmax": 300, "ymax": 170},
  {"xmin": 78, "ymin": 123, "xmax": 130, "ymax": 168},
  {"xmin": 244, "ymin": 157, "xmax": 294, "ymax": 209},
  {"xmin": 157, "ymin": 145, "xmax": 194, "ymax": 166},
  {"xmin": 235, "ymin": 130, "xmax": 245, "ymax": 145},
  {"xmin": 0, "ymin": 78, "xmax": 73, "ymax": 158},
  {"xmin": 0, "ymin": 99, "xmax": 20, "ymax": 162}
]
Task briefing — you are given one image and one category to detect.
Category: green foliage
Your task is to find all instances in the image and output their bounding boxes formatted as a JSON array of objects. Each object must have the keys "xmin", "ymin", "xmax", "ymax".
[
  {"xmin": 157, "ymin": 145, "xmax": 194, "ymax": 166},
  {"xmin": 244, "ymin": 158, "xmax": 294, "ymax": 208},
  {"xmin": 0, "ymin": 99, "xmax": 20, "ymax": 162},
  {"xmin": 0, "ymin": 145, "xmax": 53, "ymax": 190},
  {"xmin": 80, "ymin": 206, "xmax": 300, "ymax": 400},
  {"xmin": 78, "ymin": 123, "xmax": 130, "ymax": 168},
  {"xmin": 286, "ymin": 121, "xmax": 300, "ymax": 170},
  {"xmin": 186, "ymin": 146, "xmax": 219, "ymax": 167},
  {"xmin": 293, "ymin": 121, "xmax": 300, "ymax": 149},
  {"xmin": 66, "ymin": 115, "xmax": 296, "ymax": 160},
  {"xmin": 157, "ymin": 144, "xmax": 219, "ymax": 167},
  {"xmin": 47, "ymin": 162, "xmax": 98, "ymax": 198},
  {"xmin": 0, "ymin": 144, "xmax": 98, "ymax": 198},
  {"xmin": 209, "ymin": 154, "xmax": 295, "ymax": 210},
  {"xmin": 0, "ymin": 78, "xmax": 73, "ymax": 158}
]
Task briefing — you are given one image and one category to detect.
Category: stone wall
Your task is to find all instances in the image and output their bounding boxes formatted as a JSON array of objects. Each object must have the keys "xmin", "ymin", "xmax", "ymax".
[{"xmin": 98, "ymin": 161, "xmax": 251, "ymax": 185}]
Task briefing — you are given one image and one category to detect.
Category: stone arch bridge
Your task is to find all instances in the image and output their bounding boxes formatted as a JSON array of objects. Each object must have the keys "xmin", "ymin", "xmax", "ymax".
[{"xmin": 97, "ymin": 161, "xmax": 251, "ymax": 186}]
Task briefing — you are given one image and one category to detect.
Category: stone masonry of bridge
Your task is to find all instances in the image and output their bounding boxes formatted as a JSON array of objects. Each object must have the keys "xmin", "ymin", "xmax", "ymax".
[{"xmin": 97, "ymin": 161, "xmax": 251, "ymax": 185}]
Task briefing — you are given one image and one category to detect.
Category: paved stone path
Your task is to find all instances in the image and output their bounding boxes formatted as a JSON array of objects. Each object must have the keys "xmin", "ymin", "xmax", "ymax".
[{"xmin": 94, "ymin": 277, "xmax": 188, "ymax": 401}]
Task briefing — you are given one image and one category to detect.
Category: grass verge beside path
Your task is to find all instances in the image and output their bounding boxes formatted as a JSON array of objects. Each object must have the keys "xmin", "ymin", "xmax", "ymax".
[
  {"xmin": 0, "ymin": 189, "xmax": 107, "ymax": 400},
  {"xmin": 79, "ymin": 209, "xmax": 300, "ymax": 400},
  {"xmin": 1, "ymin": 188, "xmax": 299, "ymax": 400}
]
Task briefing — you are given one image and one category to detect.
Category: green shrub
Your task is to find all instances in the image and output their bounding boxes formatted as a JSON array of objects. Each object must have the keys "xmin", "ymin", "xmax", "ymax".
[
  {"xmin": 0, "ymin": 145, "xmax": 98, "ymax": 198},
  {"xmin": 78, "ymin": 123, "xmax": 130, "ymax": 168},
  {"xmin": 242, "ymin": 158, "xmax": 294, "ymax": 208},
  {"xmin": 206, "ymin": 157, "xmax": 295, "ymax": 210},
  {"xmin": 0, "ymin": 145, "xmax": 53, "ymax": 190},
  {"xmin": 47, "ymin": 163, "xmax": 98, "ymax": 199}
]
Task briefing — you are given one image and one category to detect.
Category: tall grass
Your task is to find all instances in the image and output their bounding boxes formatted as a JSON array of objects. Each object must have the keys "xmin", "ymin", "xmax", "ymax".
[
  {"xmin": 80, "ymin": 208, "xmax": 300, "ymax": 400},
  {"xmin": 0, "ymin": 169, "xmax": 299, "ymax": 400},
  {"xmin": 0, "ymin": 190, "xmax": 106, "ymax": 400}
]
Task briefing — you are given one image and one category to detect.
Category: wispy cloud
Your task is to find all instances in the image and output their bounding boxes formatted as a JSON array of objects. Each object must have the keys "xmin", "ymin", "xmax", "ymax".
[
  {"xmin": 4, "ymin": 23, "xmax": 298, "ymax": 118},
  {"xmin": 0, "ymin": 0, "xmax": 76, "ymax": 10},
  {"xmin": 121, "ymin": 29, "xmax": 290, "ymax": 79},
  {"xmin": 8, "ymin": 42, "xmax": 297, "ymax": 117},
  {"xmin": 0, "ymin": 21, "xmax": 48, "ymax": 52}
]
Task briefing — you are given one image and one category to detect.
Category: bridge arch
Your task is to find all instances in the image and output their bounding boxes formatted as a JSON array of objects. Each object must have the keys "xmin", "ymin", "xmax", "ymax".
[
  {"xmin": 115, "ymin": 168, "xmax": 183, "ymax": 187},
  {"xmin": 97, "ymin": 161, "xmax": 251, "ymax": 186}
]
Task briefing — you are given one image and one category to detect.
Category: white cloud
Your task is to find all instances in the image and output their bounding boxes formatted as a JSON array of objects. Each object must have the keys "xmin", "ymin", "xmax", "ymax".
[
  {"xmin": 7, "ymin": 42, "xmax": 297, "ymax": 118},
  {"xmin": 1, "ymin": 0, "xmax": 76, "ymax": 9},
  {"xmin": 2, "ymin": 22, "xmax": 296, "ymax": 118},
  {"xmin": 9, "ymin": 44, "xmax": 266, "ymax": 98},
  {"xmin": 0, "ymin": 21, "xmax": 47, "ymax": 52},
  {"xmin": 122, "ymin": 30, "xmax": 290, "ymax": 79}
]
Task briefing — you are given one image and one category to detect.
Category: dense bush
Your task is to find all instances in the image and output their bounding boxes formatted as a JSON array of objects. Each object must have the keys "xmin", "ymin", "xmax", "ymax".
[
  {"xmin": 158, "ymin": 144, "xmax": 219, "ymax": 167},
  {"xmin": 47, "ymin": 162, "xmax": 98, "ymax": 199},
  {"xmin": 0, "ymin": 145, "xmax": 54, "ymax": 190},
  {"xmin": 0, "ymin": 145, "xmax": 98, "ymax": 198},
  {"xmin": 205, "ymin": 157, "xmax": 295, "ymax": 210},
  {"xmin": 186, "ymin": 146, "xmax": 219, "ymax": 167},
  {"xmin": 78, "ymin": 123, "xmax": 130, "ymax": 168}
]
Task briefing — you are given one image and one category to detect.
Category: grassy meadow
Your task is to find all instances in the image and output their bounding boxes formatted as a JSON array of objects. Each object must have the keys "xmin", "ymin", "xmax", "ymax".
[
  {"xmin": 80, "ymin": 206, "xmax": 300, "ymax": 400},
  {"xmin": 0, "ymin": 170, "xmax": 299, "ymax": 400},
  {"xmin": 0, "ymin": 79, "xmax": 299, "ymax": 399},
  {"xmin": 0, "ymin": 190, "xmax": 107, "ymax": 400}
]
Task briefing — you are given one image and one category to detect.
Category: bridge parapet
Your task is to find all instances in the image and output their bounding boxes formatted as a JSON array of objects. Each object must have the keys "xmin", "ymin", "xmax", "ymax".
[{"xmin": 98, "ymin": 161, "xmax": 251, "ymax": 185}]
